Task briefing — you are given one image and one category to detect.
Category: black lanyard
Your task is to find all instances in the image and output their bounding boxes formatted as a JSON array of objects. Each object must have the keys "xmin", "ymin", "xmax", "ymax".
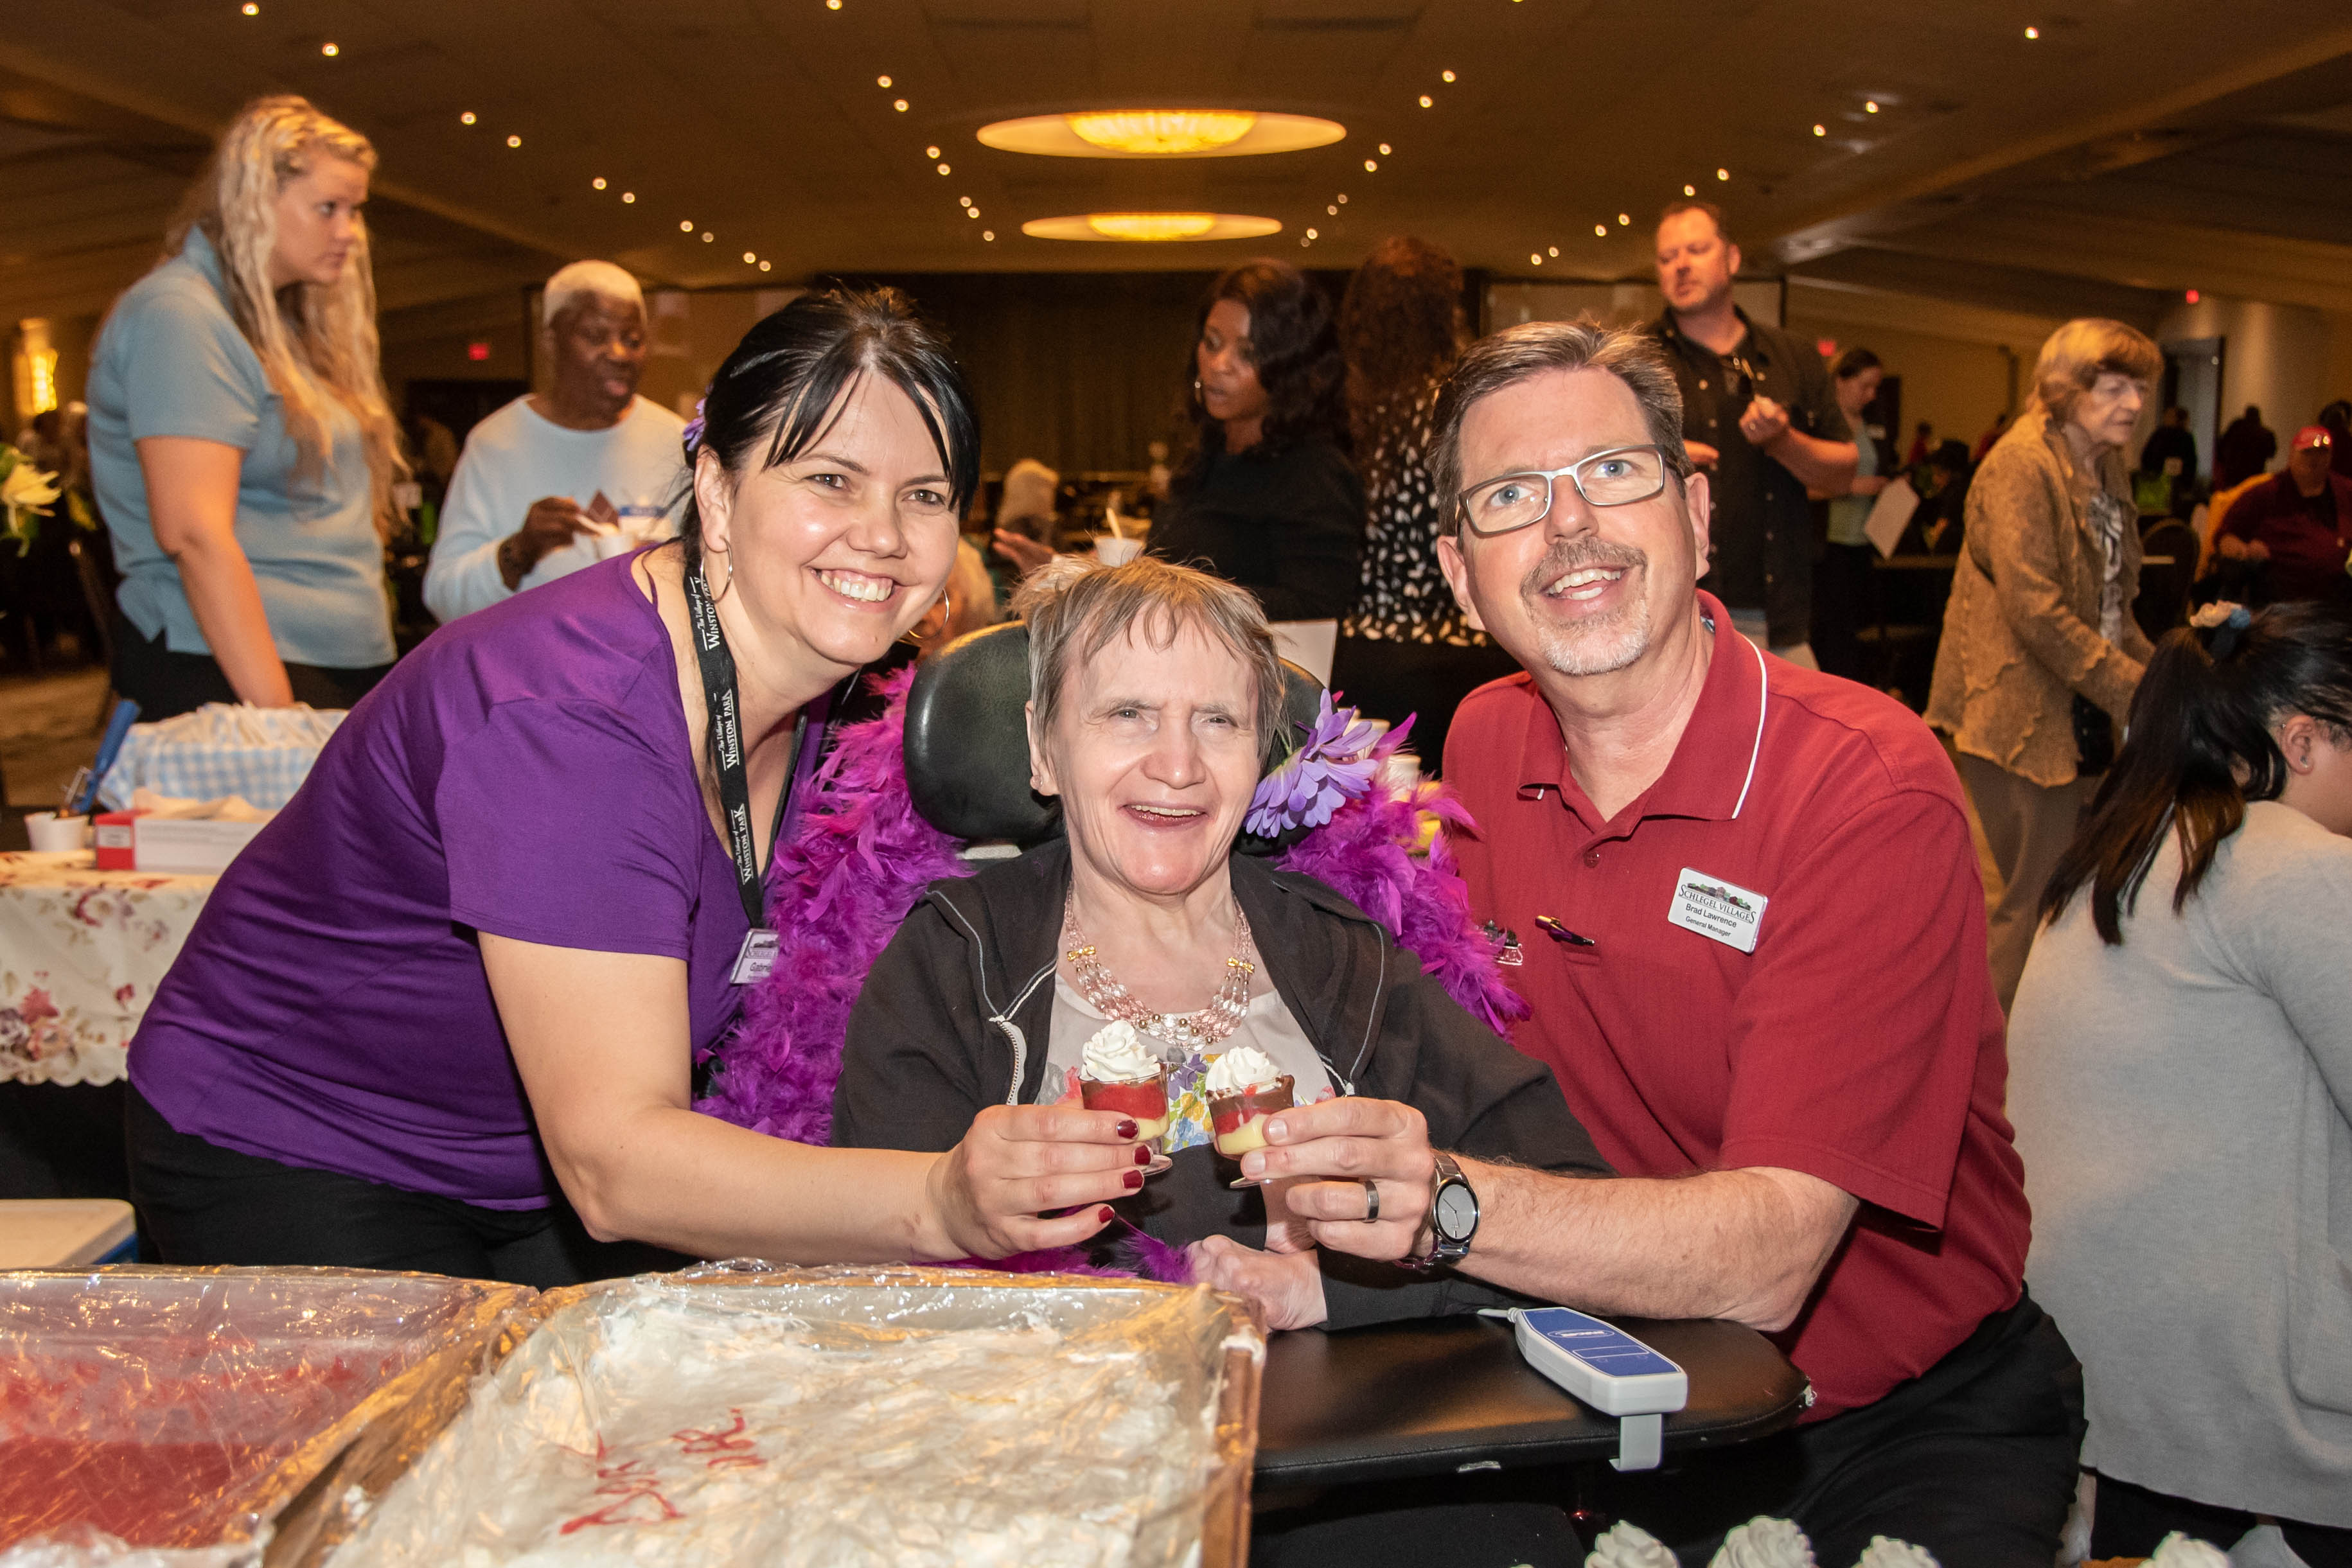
[{"xmin": 682, "ymin": 551, "xmax": 832, "ymax": 930}]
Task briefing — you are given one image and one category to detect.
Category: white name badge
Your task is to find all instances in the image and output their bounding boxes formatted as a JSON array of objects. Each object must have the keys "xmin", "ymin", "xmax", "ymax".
[
  {"xmin": 730, "ymin": 928, "xmax": 780, "ymax": 985},
  {"xmin": 1667, "ymin": 868, "xmax": 1769, "ymax": 954}
]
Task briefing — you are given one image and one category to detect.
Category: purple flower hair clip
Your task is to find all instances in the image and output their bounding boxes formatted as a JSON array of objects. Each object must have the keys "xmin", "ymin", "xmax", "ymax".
[
  {"xmin": 682, "ymin": 396, "xmax": 707, "ymax": 457},
  {"xmin": 1246, "ymin": 691, "xmax": 1415, "ymax": 838}
]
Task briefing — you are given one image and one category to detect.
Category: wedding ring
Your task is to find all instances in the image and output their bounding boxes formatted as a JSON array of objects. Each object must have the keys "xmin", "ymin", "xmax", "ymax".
[{"xmin": 1360, "ymin": 1178, "xmax": 1381, "ymax": 1223}]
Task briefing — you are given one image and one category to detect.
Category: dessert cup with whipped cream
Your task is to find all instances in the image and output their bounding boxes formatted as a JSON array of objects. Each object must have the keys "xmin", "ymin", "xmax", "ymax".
[
  {"xmin": 1204, "ymin": 1043, "xmax": 1294, "ymax": 1158},
  {"xmin": 1077, "ymin": 1022, "xmax": 1171, "ymax": 1149}
]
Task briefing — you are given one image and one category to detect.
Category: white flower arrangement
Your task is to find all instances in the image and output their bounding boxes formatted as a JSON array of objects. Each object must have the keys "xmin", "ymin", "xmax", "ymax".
[{"xmin": 0, "ymin": 444, "xmax": 62, "ymax": 556}]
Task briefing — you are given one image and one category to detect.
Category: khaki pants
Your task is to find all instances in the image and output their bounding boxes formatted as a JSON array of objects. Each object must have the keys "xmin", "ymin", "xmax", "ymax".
[{"xmin": 1956, "ymin": 753, "xmax": 2096, "ymax": 1013}]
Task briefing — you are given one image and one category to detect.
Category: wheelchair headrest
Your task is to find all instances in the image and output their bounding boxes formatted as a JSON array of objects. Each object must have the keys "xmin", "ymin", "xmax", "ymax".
[{"xmin": 903, "ymin": 620, "xmax": 1327, "ymax": 847}]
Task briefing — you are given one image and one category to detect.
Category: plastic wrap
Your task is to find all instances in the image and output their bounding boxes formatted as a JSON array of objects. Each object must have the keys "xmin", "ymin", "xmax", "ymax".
[
  {"xmin": 0, "ymin": 1267, "xmax": 531, "ymax": 1555},
  {"xmin": 316, "ymin": 1263, "xmax": 1265, "ymax": 1568}
]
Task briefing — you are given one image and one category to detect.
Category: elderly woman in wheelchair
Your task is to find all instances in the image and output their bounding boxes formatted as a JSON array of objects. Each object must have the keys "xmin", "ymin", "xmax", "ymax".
[{"xmin": 827, "ymin": 556, "xmax": 1607, "ymax": 1330}]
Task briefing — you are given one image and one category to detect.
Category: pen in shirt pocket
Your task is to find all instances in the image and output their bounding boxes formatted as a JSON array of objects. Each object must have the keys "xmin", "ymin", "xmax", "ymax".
[{"xmin": 1535, "ymin": 915, "xmax": 1596, "ymax": 948}]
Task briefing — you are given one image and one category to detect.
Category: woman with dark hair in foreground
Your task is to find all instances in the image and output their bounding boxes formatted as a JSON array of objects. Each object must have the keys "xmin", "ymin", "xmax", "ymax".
[
  {"xmin": 2010, "ymin": 601, "xmax": 2352, "ymax": 1562},
  {"xmin": 125, "ymin": 288, "xmax": 1147, "ymax": 1284},
  {"xmin": 1147, "ymin": 259, "xmax": 1364, "ymax": 623}
]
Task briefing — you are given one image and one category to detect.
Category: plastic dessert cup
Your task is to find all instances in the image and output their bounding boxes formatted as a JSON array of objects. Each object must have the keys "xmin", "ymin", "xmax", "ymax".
[
  {"xmin": 1208, "ymin": 1075, "xmax": 1295, "ymax": 1158},
  {"xmin": 1080, "ymin": 1065, "xmax": 1170, "ymax": 1144}
]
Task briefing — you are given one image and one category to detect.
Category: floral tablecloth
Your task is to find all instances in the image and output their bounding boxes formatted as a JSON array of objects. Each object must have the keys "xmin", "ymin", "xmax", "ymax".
[{"xmin": 0, "ymin": 850, "xmax": 216, "ymax": 1087}]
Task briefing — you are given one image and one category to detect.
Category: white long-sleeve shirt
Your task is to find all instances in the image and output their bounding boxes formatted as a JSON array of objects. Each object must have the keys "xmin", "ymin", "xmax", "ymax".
[{"xmin": 423, "ymin": 394, "xmax": 686, "ymax": 622}]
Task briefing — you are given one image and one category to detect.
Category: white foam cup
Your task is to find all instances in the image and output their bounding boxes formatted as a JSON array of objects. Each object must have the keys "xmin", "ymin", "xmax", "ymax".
[{"xmin": 25, "ymin": 813, "xmax": 88, "ymax": 852}]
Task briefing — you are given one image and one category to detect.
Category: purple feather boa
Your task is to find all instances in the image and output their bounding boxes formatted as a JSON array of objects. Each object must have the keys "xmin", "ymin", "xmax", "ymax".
[{"xmin": 698, "ymin": 671, "xmax": 1519, "ymax": 1276}]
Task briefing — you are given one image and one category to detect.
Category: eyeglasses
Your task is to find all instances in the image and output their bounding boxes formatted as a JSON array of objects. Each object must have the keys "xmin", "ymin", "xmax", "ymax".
[{"xmin": 1455, "ymin": 445, "xmax": 1681, "ymax": 537}]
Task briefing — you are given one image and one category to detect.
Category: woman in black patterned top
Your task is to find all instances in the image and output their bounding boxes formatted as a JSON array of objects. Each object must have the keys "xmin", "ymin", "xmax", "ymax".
[{"xmin": 1331, "ymin": 237, "xmax": 1521, "ymax": 771}]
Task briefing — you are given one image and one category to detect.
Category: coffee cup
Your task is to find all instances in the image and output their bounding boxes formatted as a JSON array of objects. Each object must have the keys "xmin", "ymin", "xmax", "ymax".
[{"xmin": 25, "ymin": 812, "xmax": 88, "ymax": 853}]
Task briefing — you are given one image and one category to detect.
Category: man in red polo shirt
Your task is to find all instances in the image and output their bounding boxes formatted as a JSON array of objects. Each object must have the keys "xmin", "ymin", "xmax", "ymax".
[{"xmin": 1210, "ymin": 320, "xmax": 2080, "ymax": 1565}]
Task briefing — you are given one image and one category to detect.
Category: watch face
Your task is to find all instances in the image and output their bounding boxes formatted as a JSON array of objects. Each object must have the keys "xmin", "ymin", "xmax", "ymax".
[{"xmin": 1435, "ymin": 1181, "xmax": 1478, "ymax": 1240}]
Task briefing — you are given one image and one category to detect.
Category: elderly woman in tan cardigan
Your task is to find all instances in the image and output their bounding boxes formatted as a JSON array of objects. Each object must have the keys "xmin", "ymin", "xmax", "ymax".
[{"xmin": 1926, "ymin": 319, "xmax": 2161, "ymax": 1009}]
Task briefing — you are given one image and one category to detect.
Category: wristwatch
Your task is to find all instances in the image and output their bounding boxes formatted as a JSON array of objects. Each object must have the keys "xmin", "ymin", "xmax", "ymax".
[{"xmin": 1414, "ymin": 1151, "xmax": 1480, "ymax": 1267}]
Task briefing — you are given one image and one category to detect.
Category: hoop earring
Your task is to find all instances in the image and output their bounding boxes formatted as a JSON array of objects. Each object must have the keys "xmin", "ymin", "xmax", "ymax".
[{"xmin": 711, "ymin": 546, "xmax": 736, "ymax": 603}]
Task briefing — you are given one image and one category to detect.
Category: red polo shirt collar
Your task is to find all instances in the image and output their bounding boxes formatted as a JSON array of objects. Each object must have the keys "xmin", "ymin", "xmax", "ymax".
[{"xmin": 1513, "ymin": 591, "xmax": 1766, "ymax": 827}]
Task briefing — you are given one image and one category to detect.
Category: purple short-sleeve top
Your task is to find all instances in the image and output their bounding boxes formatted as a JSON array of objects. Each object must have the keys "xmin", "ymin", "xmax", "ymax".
[{"xmin": 127, "ymin": 553, "xmax": 750, "ymax": 1210}]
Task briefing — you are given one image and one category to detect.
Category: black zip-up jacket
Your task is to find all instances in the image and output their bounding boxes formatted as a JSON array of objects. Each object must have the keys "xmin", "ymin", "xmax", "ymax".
[{"xmin": 832, "ymin": 840, "xmax": 1611, "ymax": 1330}]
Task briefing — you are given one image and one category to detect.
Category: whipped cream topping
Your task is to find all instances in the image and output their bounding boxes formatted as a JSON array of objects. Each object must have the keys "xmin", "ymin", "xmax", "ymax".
[
  {"xmin": 1203, "ymin": 1043, "xmax": 1280, "ymax": 1097},
  {"xmin": 1079, "ymin": 1021, "xmax": 1158, "ymax": 1084},
  {"xmin": 1588, "ymin": 1520, "xmax": 1679, "ymax": 1568},
  {"xmin": 1708, "ymin": 1516, "xmax": 1816, "ymax": 1568}
]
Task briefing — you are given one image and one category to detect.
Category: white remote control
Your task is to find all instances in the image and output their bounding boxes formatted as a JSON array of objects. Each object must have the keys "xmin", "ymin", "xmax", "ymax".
[{"xmin": 1499, "ymin": 1307, "xmax": 1686, "ymax": 1471}]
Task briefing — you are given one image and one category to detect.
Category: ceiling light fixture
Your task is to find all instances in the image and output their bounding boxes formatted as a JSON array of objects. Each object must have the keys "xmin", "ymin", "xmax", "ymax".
[
  {"xmin": 1419, "ymin": 95, "xmax": 1433, "ymax": 108},
  {"xmin": 981, "ymin": 109, "xmax": 1341, "ymax": 159},
  {"xmin": 937, "ymin": 162, "xmax": 950, "ymax": 175},
  {"xmin": 320, "ymin": 41, "xmax": 338, "ymax": 55},
  {"xmin": 459, "ymin": 111, "xmax": 477, "ymax": 125},
  {"xmin": 701, "ymin": 232, "xmax": 714, "ymax": 242},
  {"xmin": 1548, "ymin": 245, "xmax": 1559, "ymax": 256},
  {"xmin": 1595, "ymin": 224, "xmax": 1607, "ymax": 236},
  {"xmin": 1812, "ymin": 123, "xmax": 1826, "ymax": 136},
  {"xmin": 826, "ymin": 0, "xmax": 841, "ymax": 9},
  {"xmin": 680, "ymin": 220, "xmax": 694, "ymax": 232},
  {"xmin": 1530, "ymin": 253, "xmax": 1542, "ymax": 265},
  {"xmin": 894, "ymin": 99, "xmax": 908, "ymax": 112},
  {"xmin": 1336, "ymin": 194, "xmax": 1347, "ymax": 204},
  {"xmin": 1864, "ymin": 100, "xmax": 1880, "ymax": 112},
  {"xmin": 743, "ymin": 251, "xmax": 756, "ymax": 263},
  {"xmin": 1716, "ymin": 167, "xmax": 1729, "ymax": 180},
  {"xmin": 959, "ymin": 196, "xmax": 971, "ymax": 207},
  {"xmin": 1307, "ymin": 227, "xmax": 1319, "ymax": 239},
  {"xmin": 1684, "ymin": 183, "xmax": 1696, "ymax": 195},
  {"xmin": 1442, "ymin": 69, "xmax": 1456, "ymax": 82},
  {"xmin": 592, "ymin": 177, "xmax": 607, "ymax": 190},
  {"xmin": 925, "ymin": 145, "xmax": 941, "ymax": 159},
  {"xmin": 760, "ymin": 260, "xmax": 774, "ymax": 270},
  {"xmin": 982, "ymin": 231, "xmax": 994, "ymax": 241},
  {"xmin": 1365, "ymin": 159, "xmax": 1377, "ymax": 172},
  {"xmin": 967, "ymin": 207, "xmax": 980, "ymax": 218},
  {"xmin": 1327, "ymin": 204, "xmax": 1337, "ymax": 215},
  {"xmin": 621, "ymin": 192, "xmax": 635, "ymax": 203},
  {"xmin": 506, "ymin": 134, "xmax": 521, "ymax": 148},
  {"xmin": 2024, "ymin": 24, "xmax": 2039, "ymax": 38},
  {"xmin": 876, "ymin": 75, "xmax": 892, "ymax": 88},
  {"xmin": 241, "ymin": 2, "xmax": 258, "ymax": 13},
  {"xmin": 1379, "ymin": 143, "xmax": 1392, "ymax": 155},
  {"xmin": 1023, "ymin": 211, "xmax": 1283, "ymax": 243},
  {"xmin": 1617, "ymin": 212, "xmax": 1629, "ymax": 225}
]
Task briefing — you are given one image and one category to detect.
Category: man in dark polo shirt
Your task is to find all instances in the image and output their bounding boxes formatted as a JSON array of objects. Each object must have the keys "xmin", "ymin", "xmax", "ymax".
[
  {"xmin": 1649, "ymin": 200, "xmax": 1854, "ymax": 666},
  {"xmin": 2217, "ymin": 425, "xmax": 2352, "ymax": 604},
  {"xmin": 1205, "ymin": 320, "xmax": 2080, "ymax": 1567}
]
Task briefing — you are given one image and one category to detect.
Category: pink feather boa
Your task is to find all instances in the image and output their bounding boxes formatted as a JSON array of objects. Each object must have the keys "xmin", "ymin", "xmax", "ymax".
[{"xmin": 695, "ymin": 669, "xmax": 1523, "ymax": 1278}]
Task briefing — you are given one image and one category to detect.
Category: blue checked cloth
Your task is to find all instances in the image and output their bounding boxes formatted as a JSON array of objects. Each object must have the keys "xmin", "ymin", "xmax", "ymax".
[{"xmin": 96, "ymin": 703, "xmax": 346, "ymax": 811}]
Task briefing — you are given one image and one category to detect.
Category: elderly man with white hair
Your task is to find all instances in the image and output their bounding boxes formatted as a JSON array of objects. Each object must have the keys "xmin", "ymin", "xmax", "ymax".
[{"xmin": 423, "ymin": 260, "xmax": 685, "ymax": 621}]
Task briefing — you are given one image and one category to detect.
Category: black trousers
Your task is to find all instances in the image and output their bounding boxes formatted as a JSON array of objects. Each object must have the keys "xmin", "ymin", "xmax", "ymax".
[
  {"xmin": 110, "ymin": 610, "xmax": 392, "ymax": 723},
  {"xmin": 1596, "ymin": 1294, "xmax": 2085, "ymax": 1568},
  {"xmin": 2092, "ymin": 1474, "xmax": 2352, "ymax": 1568},
  {"xmin": 126, "ymin": 1084, "xmax": 687, "ymax": 1288},
  {"xmin": 1329, "ymin": 634, "xmax": 1523, "ymax": 777},
  {"xmin": 0, "ymin": 1080, "xmax": 130, "ymax": 1200}
]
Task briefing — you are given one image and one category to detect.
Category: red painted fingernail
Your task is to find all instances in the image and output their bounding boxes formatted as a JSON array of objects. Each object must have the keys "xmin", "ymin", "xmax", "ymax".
[
  {"xmin": 1123, "ymin": 1170, "xmax": 1144, "ymax": 1190},
  {"xmin": 1115, "ymin": 1118, "xmax": 1138, "ymax": 1139},
  {"xmin": 1096, "ymin": 1206, "xmax": 1115, "ymax": 1222},
  {"xmin": 1133, "ymin": 1145, "xmax": 1153, "ymax": 1166}
]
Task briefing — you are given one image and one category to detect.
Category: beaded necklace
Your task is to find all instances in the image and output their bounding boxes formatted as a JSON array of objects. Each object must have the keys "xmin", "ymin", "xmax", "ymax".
[{"xmin": 1061, "ymin": 890, "xmax": 1259, "ymax": 1057}]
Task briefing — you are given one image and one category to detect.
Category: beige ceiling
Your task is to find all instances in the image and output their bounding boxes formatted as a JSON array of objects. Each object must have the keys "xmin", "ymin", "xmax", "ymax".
[{"xmin": 4, "ymin": 0, "xmax": 2352, "ymax": 333}]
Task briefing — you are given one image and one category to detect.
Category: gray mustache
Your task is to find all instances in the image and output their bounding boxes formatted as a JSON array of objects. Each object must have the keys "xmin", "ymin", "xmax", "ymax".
[{"xmin": 1524, "ymin": 540, "xmax": 1646, "ymax": 597}]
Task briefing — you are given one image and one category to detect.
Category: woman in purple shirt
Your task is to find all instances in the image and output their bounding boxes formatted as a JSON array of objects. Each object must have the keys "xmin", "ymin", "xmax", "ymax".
[{"xmin": 125, "ymin": 289, "xmax": 1149, "ymax": 1284}]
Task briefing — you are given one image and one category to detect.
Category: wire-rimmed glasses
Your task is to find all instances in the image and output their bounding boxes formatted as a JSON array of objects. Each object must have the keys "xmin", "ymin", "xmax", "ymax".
[{"xmin": 1455, "ymin": 445, "xmax": 1681, "ymax": 538}]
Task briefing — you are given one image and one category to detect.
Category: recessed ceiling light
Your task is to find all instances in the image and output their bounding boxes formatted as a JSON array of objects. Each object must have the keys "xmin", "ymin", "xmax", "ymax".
[
  {"xmin": 1307, "ymin": 227, "xmax": 1319, "ymax": 239},
  {"xmin": 1530, "ymin": 253, "xmax": 1541, "ymax": 265},
  {"xmin": 959, "ymin": 196, "xmax": 971, "ymax": 207},
  {"xmin": 1864, "ymin": 100, "xmax": 1880, "ymax": 112},
  {"xmin": 1364, "ymin": 159, "xmax": 1377, "ymax": 172},
  {"xmin": 1716, "ymin": 167, "xmax": 1729, "ymax": 180},
  {"xmin": 1419, "ymin": 95, "xmax": 1433, "ymax": 108},
  {"xmin": 743, "ymin": 251, "xmax": 756, "ymax": 263},
  {"xmin": 1617, "ymin": 213, "xmax": 1630, "ymax": 225},
  {"xmin": 826, "ymin": 0, "xmax": 841, "ymax": 8},
  {"xmin": 1812, "ymin": 123, "xmax": 1826, "ymax": 136},
  {"xmin": 760, "ymin": 260, "xmax": 773, "ymax": 270},
  {"xmin": 2024, "ymin": 24, "xmax": 2039, "ymax": 38},
  {"xmin": 592, "ymin": 177, "xmax": 607, "ymax": 190},
  {"xmin": 506, "ymin": 134, "xmax": 521, "ymax": 148},
  {"xmin": 894, "ymin": 99, "xmax": 908, "ymax": 112},
  {"xmin": 937, "ymin": 162, "xmax": 950, "ymax": 175},
  {"xmin": 1684, "ymin": 183, "xmax": 1696, "ymax": 195},
  {"xmin": 700, "ymin": 232, "xmax": 714, "ymax": 243},
  {"xmin": 1336, "ymin": 194, "xmax": 1347, "ymax": 204},
  {"xmin": 876, "ymin": 75, "xmax": 892, "ymax": 88},
  {"xmin": 459, "ymin": 111, "xmax": 476, "ymax": 125},
  {"xmin": 1442, "ymin": 69, "xmax": 1456, "ymax": 82},
  {"xmin": 320, "ymin": 40, "xmax": 338, "ymax": 55},
  {"xmin": 1379, "ymin": 142, "xmax": 1392, "ymax": 155},
  {"xmin": 982, "ymin": 231, "xmax": 994, "ymax": 241},
  {"xmin": 621, "ymin": 192, "xmax": 635, "ymax": 203},
  {"xmin": 980, "ymin": 110, "xmax": 1343, "ymax": 160},
  {"xmin": 1023, "ymin": 211, "xmax": 1283, "ymax": 243},
  {"xmin": 1548, "ymin": 245, "xmax": 1559, "ymax": 257},
  {"xmin": 1326, "ymin": 204, "xmax": 1337, "ymax": 215},
  {"xmin": 241, "ymin": 2, "xmax": 258, "ymax": 13},
  {"xmin": 680, "ymin": 220, "xmax": 694, "ymax": 232},
  {"xmin": 925, "ymin": 145, "xmax": 941, "ymax": 159},
  {"xmin": 1596, "ymin": 224, "xmax": 1608, "ymax": 236},
  {"xmin": 967, "ymin": 207, "xmax": 979, "ymax": 218}
]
